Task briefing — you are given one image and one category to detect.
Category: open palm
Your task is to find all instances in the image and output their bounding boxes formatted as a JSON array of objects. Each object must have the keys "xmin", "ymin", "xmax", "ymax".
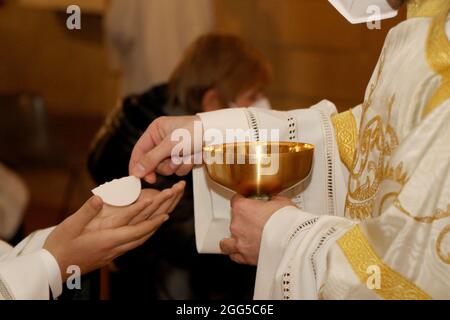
[{"xmin": 83, "ymin": 181, "xmax": 185, "ymax": 233}]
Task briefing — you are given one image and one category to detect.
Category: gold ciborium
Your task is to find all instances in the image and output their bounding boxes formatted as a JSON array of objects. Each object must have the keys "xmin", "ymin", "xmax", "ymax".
[{"xmin": 203, "ymin": 141, "xmax": 314, "ymax": 199}]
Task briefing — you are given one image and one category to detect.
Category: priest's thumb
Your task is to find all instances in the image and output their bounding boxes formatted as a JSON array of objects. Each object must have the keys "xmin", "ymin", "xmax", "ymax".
[
  {"xmin": 230, "ymin": 193, "xmax": 245, "ymax": 208},
  {"xmin": 271, "ymin": 195, "xmax": 291, "ymax": 202}
]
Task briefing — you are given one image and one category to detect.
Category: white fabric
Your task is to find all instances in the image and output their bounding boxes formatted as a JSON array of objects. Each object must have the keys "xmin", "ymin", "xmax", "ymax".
[
  {"xmin": 105, "ymin": 0, "xmax": 214, "ymax": 97},
  {"xmin": 328, "ymin": 0, "xmax": 399, "ymax": 24},
  {"xmin": 40, "ymin": 249, "xmax": 63, "ymax": 299},
  {"xmin": 0, "ymin": 242, "xmax": 12, "ymax": 255},
  {"xmin": 0, "ymin": 163, "xmax": 28, "ymax": 240},
  {"xmin": 256, "ymin": 208, "xmax": 354, "ymax": 299},
  {"xmin": 194, "ymin": 100, "xmax": 347, "ymax": 253},
  {"xmin": 0, "ymin": 227, "xmax": 62, "ymax": 300},
  {"xmin": 447, "ymin": 20, "xmax": 450, "ymax": 39}
]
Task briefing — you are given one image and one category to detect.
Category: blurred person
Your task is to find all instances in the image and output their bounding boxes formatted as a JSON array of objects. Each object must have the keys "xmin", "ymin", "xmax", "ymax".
[
  {"xmin": 88, "ymin": 34, "xmax": 272, "ymax": 299},
  {"xmin": 105, "ymin": 0, "xmax": 214, "ymax": 97},
  {"xmin": 0, "ymin": 163, "xmax": 28, "ymax": 243}
]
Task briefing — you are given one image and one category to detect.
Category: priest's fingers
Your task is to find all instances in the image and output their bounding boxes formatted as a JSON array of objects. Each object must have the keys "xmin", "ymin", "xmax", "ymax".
[
  {"xmin": 64, "ymin": 196, "xmax": 103, "ymax": 236},
  {"xmin": 174, "ymin": 163, "xmax": 195, "ymax": 177},
  {"xmin": 229, "ymin": 253, "xmax": 247, "ymax": 265},
  {"xmin": 134, "ymin": 136, "xmax": 176, "ymax": 182},
  {"xmin": 155, "ymin": 160, "xmax": 194, "ymax": 178},
  {"xmin": 130, "ymin": 115, "xmax": 200, "ymax": 183},
  {"xmin": 220, "ymin": 237, "xmax": 239, "ymax": 255},
  {"xmin": 272, "ymin": 195, "xmax": 290, "ymax": 201},
  {"xmin": 156, "ymin": 158, "xmax": 180, "ymax": 176},
  {"xmin": 129, "ymin": 130, "xmax": 160, "ymax": 183},
  {"xmin": 106, "ymin": 214, "xmax": 169, "ymax": 247},
  {"xmin": 271, "ymin": 195, "xmax": 295, "ymax": 207},
  {"xmin": 230, "ymin": 193, "xmax": 245, "ymax": 209}
]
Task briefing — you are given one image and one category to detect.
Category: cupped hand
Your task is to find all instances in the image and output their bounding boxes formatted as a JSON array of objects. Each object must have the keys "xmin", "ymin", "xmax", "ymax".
[{"xmin": 43, "ymin": 181, "xmax": 185, "ymax": 281}]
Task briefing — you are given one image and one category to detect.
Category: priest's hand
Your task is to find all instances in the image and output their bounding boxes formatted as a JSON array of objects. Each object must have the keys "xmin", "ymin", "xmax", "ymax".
[
  {"xmin": 43, "ymin": 181, "xmax": 185, "ymax": 282},
  {"xmin": 129, "ymin": 115, "xmax": 201, "ymax": 183},
  {"xmin": 220, "ymin": 194, "xmax": 294, "ymax": 265}
]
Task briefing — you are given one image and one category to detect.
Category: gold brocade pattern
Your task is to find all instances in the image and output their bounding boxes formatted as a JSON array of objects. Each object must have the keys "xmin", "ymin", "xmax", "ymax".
[
  {"xmin": 337, "ymin": 1, "xmax": 450, "ymax": 296},
  {"xmin": 407, "ymin": 0, "xmax": 450, "ymax": 267},
  {"xmin": 422, "ymin": 2, "xmax": 450, "ymax": 118},
  {"xmin": 345, "ymin": 52, "xmax": 401, "ymax": 220},
  {"xmin": 331, "ymin": 110, "xmax": 357, "ymax": 172},
  {"xmin": 383, "ymin": 162, "xmax": 407, "ymax": 185},
  {"xmin": 394, "ymin": 200, "xmax": 450, "ymax": 224},
  {"xmin": 392, "ymin": 202, "xmax": 450, "ymax": 266},
  {"xmin": 337, "ymin": 225, "xmax": 431, "ymax": 300},
  {"xmin": 407, "ymin": 0, "xmax": 450, "ymax": 19},
  {"xmin": 388, "ymin": 194, "xmax": 450, "ymax": 265},
  {"xmin": 437, "ymin": 224, "xmax": 450, "ymax": 264}
]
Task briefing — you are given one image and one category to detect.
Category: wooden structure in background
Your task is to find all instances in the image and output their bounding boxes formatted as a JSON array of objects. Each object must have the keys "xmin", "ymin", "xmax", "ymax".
[
  {"xmin": 19, "ymin": 0, "xmax": 107, "ymax": 13},
  {"xmin": 0, "ymin": 0, "xmax": 405, "ymax": 116},
  {"xmin": 215, "ymin": 0, "xmax": 405, "ymax": 111}
]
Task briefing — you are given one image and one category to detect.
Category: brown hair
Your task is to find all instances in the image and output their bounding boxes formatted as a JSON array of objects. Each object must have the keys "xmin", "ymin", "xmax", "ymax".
[{"xmin": 168, "ymin": 33, "xmax": 272, "ymax": 113}]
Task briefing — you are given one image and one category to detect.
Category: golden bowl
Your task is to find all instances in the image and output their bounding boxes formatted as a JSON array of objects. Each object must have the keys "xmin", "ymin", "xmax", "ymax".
[{"xmin": 203, "ymin": 141, "xmax": 314, "ymax": 198}]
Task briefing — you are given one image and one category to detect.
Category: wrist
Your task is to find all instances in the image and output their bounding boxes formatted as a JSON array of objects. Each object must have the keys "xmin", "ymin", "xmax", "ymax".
[{"xmin": 43, "ymin": 235, "xmax": 69, "ymax": 283}]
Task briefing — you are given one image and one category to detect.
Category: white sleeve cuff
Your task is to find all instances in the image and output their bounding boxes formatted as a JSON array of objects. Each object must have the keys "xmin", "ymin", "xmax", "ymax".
[
  {"xmin": 255, "ymin": 206, "xmax": 317, "ymax": 299},
  {"xmin": 263, "ymin": 206, "xmax": 318, "ymax": 253},
  {"xmin": 198, "ymin": 108, "xmax": 250, "ymax": 145},
  {"xmin": 38, "ymin": 249, "xmax": 63, "ymax": 299}
]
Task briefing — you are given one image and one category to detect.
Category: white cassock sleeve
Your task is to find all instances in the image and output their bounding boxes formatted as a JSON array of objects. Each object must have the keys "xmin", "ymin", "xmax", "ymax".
[
  {"xmin": 0, "ymin": 227, "xmax": 63, "ymax": 300},
  {"xmin": 194, "ymin": 100, "xmax": 355, "ymax": 253}
]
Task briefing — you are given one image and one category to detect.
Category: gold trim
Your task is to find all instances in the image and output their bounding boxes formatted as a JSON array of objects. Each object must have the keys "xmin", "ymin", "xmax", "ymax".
[
  {"xmin": 345, "ymin": 53, "xmax": 387, "ymax": 220},
  {"xmin": 422, "ymin": 2, "xmax": 450, "ymax": 118},
  {"xmin": 407, "ymin": 0, "xmax": 450, "ymax": 19},
  {"xmin": 332, "ymin": 110, "xmax": 357, "ymax": 172},
  {"xmin": 394, "ymin": 200, "xmax": 450, "ymax": 223},
  {"xmin": 346, "ymin": 93, "xmax": 400, "ymax": 220},
  {"xmin": 383, "ymin": 162, "xmax": 407, "ymax": 186},
  {"xmin": 337, "ymin": 225, "xmax": 431, "ymax": 300},
  {"xmin": 437, "ymin": 224, "xmax": 450, "ymax": 264},
  {"xmin": 378, "ymin": 192, "xmax": 398, "ymax": 216}
]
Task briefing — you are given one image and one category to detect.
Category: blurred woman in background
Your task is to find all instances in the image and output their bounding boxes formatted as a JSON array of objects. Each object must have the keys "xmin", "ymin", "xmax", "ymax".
[{"xmin": 88, "ymin": 33, "xmax": 272, "ymax": 299}]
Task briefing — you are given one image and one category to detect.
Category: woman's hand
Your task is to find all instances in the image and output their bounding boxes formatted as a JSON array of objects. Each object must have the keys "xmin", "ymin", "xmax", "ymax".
[
  {"xmin": 43, "ymin": 181, "xmax": 185, "ymax": 281},
  {"xmin": 220, "ymin": 194, "xmax": 295, "ymax": 265}
]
